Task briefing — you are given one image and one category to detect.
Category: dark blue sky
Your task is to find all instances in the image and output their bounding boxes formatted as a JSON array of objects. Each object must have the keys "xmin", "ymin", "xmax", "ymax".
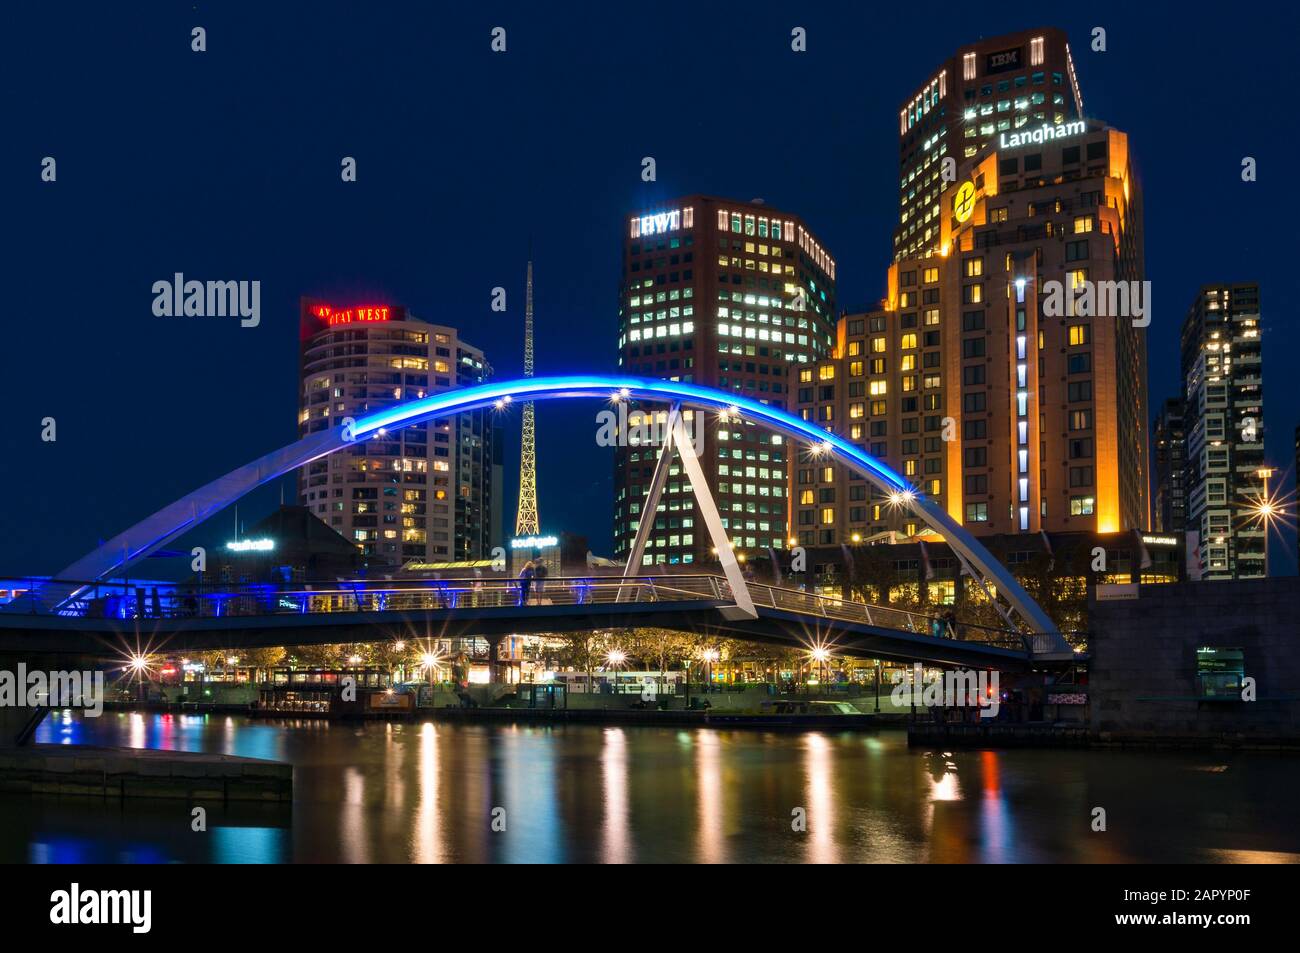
[{"xmin": 4, "ymin": 2, "xmax": 1296, "ymax": 578}]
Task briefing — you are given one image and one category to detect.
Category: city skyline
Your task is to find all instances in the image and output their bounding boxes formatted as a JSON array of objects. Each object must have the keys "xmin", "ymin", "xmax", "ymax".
[
  {"xmin": 5, "ymin": 1, "xmax": 1300, "ymax": 888},
  {"xmin": 4, "ymin": 6, "xmax": 1294, "ymax": 576}
]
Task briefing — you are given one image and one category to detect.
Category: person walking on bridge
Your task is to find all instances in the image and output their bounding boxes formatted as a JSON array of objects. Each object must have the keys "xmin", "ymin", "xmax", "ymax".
[
  {"xmin": 518, "ymin": 561, "xmax": 535, "ymax": 606},
  {"xmin": 533, "ymin": 560, "xmax": 549, "ymax": 603}
]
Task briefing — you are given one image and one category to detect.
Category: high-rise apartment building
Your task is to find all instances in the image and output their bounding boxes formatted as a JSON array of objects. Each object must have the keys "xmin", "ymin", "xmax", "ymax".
[
  {"xmin": 297, "ymin": 298, "xmax": 500, "ymax": 568},
  {"xmin": 1152, "ymin": 397, "xmax": 1187, "ymax": 534},
  {"xmin": 1179, "ymin": 283, "xmax": 1264, "ymax": 579},
  {"xmin": 614, "ymin": 196, "xmax": 838, "ymax": 565},
  {"xmin": 896, "ymin": 27, "xmax": 1083, "ymax": 261},
  {"xmin": 796, "ymin": 116, "xmax": 1147, "ymax": 542}
]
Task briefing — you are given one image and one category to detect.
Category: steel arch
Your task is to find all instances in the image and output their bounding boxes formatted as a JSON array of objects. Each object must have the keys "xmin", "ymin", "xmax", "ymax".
[{"xmin": 54, "ymin": 375, "xmax": 1069, "ymax": 653}]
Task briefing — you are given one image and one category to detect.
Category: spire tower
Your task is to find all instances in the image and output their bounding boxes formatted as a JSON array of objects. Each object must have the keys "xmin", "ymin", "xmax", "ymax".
[{"xmin": 514, "ymin": 260, "xmax": 540, "ymax": 535}]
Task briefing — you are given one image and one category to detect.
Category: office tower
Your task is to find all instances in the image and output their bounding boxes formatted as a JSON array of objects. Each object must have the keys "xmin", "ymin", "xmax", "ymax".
[
  {"xmin": 1153, "ymin": 397, "xmax": 1187, "ymax": 533},
  {"xmin": 1180, "ymin": 283, "xmax": 1265, "ymax": 579},
  {"xmin": 896, "ymin": 27, "xmax": 1083, "ymax": 261},
  {"xmin": 615, "ymin": 196, "xmax": 837, "ymax": 565},
  {"xmin": 796, "ymin": 116, "xmax": 1147, "ymax": 541},
  {"xmin": 297, "ymin": 298, "xmax": 498, "ymax": 567}
]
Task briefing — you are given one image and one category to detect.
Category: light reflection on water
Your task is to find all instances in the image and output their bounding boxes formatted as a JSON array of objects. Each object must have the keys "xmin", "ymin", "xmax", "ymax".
[{"xmin": 4, "ymin": 711, "xmax": 1299, "ymax": 864}]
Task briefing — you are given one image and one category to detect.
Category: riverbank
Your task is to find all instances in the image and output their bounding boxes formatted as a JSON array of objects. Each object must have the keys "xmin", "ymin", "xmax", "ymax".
[
  {"xmin": 96, "ymin": 701, "xmax": 1300, "ymax": 750},
  {"xmin": 0, "ymin": 744, "xmax": 292, "ymax": 801},
  {"xmin": 908, "ymin": 722, "xmax": 1300, "ymax": 752}
]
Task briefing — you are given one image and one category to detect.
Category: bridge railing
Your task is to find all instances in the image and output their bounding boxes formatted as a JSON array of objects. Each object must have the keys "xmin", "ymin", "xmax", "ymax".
[
  {"xmin": 0, "ymin": 574, "xmax": 728, "ymax": 621},
  {"xmin": 1, "ymin": 574, "xmax": 1028, "ymax": 651},
  {"xmin": 719, "ymin": 578, "xmax": 1025, "ymax": 650}
]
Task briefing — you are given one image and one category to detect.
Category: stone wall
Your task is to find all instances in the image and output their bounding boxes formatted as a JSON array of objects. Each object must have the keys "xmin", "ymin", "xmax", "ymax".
[
  {"xmin": 1089, "ymin": 577, "xmax": 1300, "ymax": 741},
  {"xmin": 0, "ymin": 744, "xmax": 292, "ymax": 800}
]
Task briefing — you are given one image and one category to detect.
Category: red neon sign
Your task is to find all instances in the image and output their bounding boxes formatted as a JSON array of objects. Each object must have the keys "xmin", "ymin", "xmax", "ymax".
[{"xmin": 312, "ymin": 304, "xmax": 393, "ymax": 327}]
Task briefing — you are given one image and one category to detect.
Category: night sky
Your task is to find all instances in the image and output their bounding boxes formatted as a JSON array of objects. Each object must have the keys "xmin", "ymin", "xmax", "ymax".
[{"xmin": 4, "ymin": 2, "xmax": 1296, "ymax": 579}]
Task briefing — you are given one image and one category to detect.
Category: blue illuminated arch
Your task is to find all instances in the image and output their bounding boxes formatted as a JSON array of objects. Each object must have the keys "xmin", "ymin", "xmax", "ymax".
[{"xmin": 55, "ymin": 375, "xmax": 1066, "ymax": 648}]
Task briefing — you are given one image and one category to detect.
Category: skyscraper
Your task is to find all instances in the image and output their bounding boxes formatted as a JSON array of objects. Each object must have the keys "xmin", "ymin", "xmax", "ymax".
[
  {"xmin": 796, "ymin": 33, "xmax": 1147, "ymax": 543},
  {"xmin": 1153, "ymin": 397, "xmax": 1187, "ymax": 534},
  {"xmin": 297, "ymin": 298, "xmax": 499, "ymax": 568},
  {"xmin": 1179, "ymin": 283, "xmax": 1264, "ymax": 579},
  {"xmin": 615, "ymin": 196, "xmax": 837, "ymax": 565},
  {"xmin": 895, "ymin": 27, "xmax": 1083, "ymax": 261}
]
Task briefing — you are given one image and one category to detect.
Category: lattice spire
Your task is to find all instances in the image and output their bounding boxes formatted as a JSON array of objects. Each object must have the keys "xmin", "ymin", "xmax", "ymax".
[{"xmin": 514, "ymin": 259, "xmax": 539, "ymax": 535}]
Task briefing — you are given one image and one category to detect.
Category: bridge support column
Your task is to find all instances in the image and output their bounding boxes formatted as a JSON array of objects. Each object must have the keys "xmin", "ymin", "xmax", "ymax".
[
  {"xmin": 0, "ymin": 703, "xmax": 48, "ymax": 748},
  {"xmin": 620, "ymin": 403, "xmax": 756, "ymax": 619}
]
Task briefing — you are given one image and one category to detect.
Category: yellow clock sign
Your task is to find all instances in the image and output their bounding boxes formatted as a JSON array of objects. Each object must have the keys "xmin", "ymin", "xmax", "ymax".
[{"xmin": 953, "ymin": 181, "xmax": 976, "ymax": 223}]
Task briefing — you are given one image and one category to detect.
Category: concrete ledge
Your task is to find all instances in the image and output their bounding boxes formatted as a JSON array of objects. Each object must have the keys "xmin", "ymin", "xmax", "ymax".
[{"xmin": 0, "ymin": 745, "xmax": 291, "ymax": 802}]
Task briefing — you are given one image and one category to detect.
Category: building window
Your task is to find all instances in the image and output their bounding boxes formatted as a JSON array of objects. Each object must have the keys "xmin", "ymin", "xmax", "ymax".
[
  {"xmin": 1196, "ymin": 647, "xmax": 1245, "ymax": 699},
  {"xmin": 963, "ymin": 52, "xmax": 977, "ymax": 80}
]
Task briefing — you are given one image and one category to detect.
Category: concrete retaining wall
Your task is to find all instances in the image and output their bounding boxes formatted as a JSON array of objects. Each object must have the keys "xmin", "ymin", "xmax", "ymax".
[
  {"xmin": 1089, "ymin": 577, "xmax": 1300, "ymax": 741},
  {"xmin": 0, "ymin": 744, "xmax": 292, "ymax": 801}
]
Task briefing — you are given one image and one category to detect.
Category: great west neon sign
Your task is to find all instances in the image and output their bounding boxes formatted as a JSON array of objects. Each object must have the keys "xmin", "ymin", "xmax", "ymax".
[
  {"xmin": 999, "ymin": 120, "xmax": 1086, "ymax": 150},
  {"xmin": 312, "ymin": 304, "xmax": 393, "ymax": 327},
  {"xmin": 629, "ymin": 206, "xmax": 694, "ymax": 239}
]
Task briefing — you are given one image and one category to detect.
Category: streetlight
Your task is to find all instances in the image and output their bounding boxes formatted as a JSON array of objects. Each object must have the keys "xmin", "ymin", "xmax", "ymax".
[
  {"xmin": 420, "ymin": 651, "xmax": 442, "ymax": 701},
  {"xmin": 810, "ymin": 646, "xmax": 831, "ymax": 687},
  {"xmin": 606, "ymin": 648, "xmax": 626, "ymax": 695},
  {"xmin": 700, "ymin": 648, "xmax": 720, "ymax": 689},
  {"xmin": 1252, "ymin": 467, "xmax": 1279, "ymax": 576}
]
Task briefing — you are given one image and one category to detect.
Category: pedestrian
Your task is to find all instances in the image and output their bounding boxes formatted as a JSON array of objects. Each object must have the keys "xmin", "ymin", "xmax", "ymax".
[
  {"xmin": 943, "ymin": 610, "xmax": 959, "ymax": 639},
  {"xmin": 518, "ymin": 561, "xmax": 534, "ymax": 605},
  {"xmin": 533, "ymin": 560, "xmax": 549, "ymax": 602}
]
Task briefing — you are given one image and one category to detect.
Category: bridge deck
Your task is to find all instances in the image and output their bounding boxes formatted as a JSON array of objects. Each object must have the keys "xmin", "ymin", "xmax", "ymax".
[{"xmin": 0, "ymin": 575, "xmax": 1045, "ymax": 668}]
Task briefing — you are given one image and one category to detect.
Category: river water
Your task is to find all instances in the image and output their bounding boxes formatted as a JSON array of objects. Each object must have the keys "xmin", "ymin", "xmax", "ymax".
[{"xmin": 5, "ymin": 710, "xmax": 1298, "ymax": 863}]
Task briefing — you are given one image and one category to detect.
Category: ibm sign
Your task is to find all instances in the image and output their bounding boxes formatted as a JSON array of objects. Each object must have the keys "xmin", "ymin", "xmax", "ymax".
[
  {"xmin": 985, "ymin": 47, "xmax": 1022, "ymax": 74},
  {"xmin": 629, "ymin": 206, "xmax": 694, "ymax": 239}
]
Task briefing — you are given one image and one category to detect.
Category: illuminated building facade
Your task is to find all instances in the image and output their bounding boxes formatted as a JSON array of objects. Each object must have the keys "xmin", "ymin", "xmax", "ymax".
[
  {"xmin": 1152, "ymin": 397, "xmax": 1187, "ymax": 534},
  {"xmin": 1179, "ymin": 283, "xmax": 1265, "ymax": 579},
  {"xmin": 614, "ymin": 196, "xmax": 838, "ymax": 566},
  {"xmin": 795, "ymin": 118, "xmax": 1147, "ymax": 543},
  {"xmin": 896, "ymin": 27, "xmax": 1083, "ymax": 261},
  {"xmin": 297, "ymin": 298, "xmax": 500, "ymax": 567}
]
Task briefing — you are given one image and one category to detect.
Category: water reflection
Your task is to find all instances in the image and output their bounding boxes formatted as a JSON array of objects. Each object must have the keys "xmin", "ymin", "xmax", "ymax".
[
  {"xmin": 804, "ymin": 733, "xmax": 837, "ymax": 864},
  {"xmin": 601, "ymin": 728, "xmax": 629, "ymax": 864},
  {"xmin": 695, "ymin": 731, "xmax": 725, "ymax": 863},
  {"xmin": 4, "ymin": 712, "xmax": 1298, "ymax": 864}
]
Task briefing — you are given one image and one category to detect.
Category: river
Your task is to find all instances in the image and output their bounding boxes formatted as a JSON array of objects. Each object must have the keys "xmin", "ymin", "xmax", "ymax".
[{"xmin": 4, "ymin": 710, "xmax": 1298, "ymax": 863}]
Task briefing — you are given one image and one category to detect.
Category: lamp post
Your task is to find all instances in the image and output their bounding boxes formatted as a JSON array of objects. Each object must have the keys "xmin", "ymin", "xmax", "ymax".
[
  {"xmin": 811, "ymin": 646, "xmax": 830, "ymax": 690},
  {"xmin": 1254, "ymin": 467, "xmax": 1277, "ymax": 577},
  {"xmin": 421, "ymin": 652, "xmax": 440, "ymax": 705},
  {"xmin": 701, "ymin": 648, "xmax": 719, "ymax": 691},
  {"xmin": 606, "ymin": 649, "xmax": 626, "ymax": 696}
]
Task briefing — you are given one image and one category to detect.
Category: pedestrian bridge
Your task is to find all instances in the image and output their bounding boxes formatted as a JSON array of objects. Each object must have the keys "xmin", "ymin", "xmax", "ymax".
[
  {"xmin": 0, "ymin": 574, "xmax": 1054, "ymax": 669},
  {"xmin": 9, "ymin": 373, "xmax": 1077, "ymax": 669}
]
